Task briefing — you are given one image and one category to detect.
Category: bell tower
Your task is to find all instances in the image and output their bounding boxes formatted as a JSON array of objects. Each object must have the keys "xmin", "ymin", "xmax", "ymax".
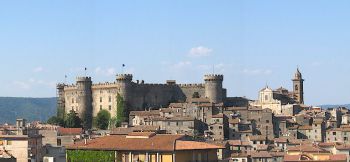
[{"xmin": 292, "ymin": 68, "xmax": 304, "ymax": 104}]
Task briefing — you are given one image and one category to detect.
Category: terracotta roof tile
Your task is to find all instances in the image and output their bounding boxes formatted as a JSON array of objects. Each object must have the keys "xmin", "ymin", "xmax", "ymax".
[
  {"xmin": 175, "ymin": 141, "xmax": 224, "ymax": 150},
  {"xmin": 250, "ymin": 151, "xmax": 272, "ymax": 158},
  {"xmin": 67, "ymin": 134, "xmax": 185, "ymax": 151},
  {"xmin": 57, "ymin": 127, "xmax": 82, "ymax": 136}
]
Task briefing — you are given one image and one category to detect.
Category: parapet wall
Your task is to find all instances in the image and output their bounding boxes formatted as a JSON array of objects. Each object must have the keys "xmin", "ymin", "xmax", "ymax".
[
  {"xmin": 204, "ymin": 74, "xmax": 224, "ymax": 81},
  {"xmin": 76, "ymin": 77, "xmax": 92, "ymax": 82},
  {"xmin": 116, "ymin": 74, "xmax": 133, "ymax": 81}
]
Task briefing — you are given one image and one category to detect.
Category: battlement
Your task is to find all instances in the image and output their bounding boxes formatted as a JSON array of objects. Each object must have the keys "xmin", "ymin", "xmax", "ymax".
[
  {"xmin": 56, "ymin": 83, "xmax": 66, "ymax": 89},
  {"xmin": 204, "ymin": 74, "xmax": 223, "ymax": 81},
  {"xmin": 64, "ymin": 85, "xmax": 78, "ymax": 90},
  {"xmin": 76, "ymin": 76, "xmax": 92, "ymax": 82},
  {"xmin": 178, "ymin": 83, "xmax": 205, "ymax": 87},
  {"xmin": 116, "ymin": 74, "xmax": 133, "ymax": 81},
  {"xmin": 92, "ymin": 82, "xmax": 118, "ymax": 89}
]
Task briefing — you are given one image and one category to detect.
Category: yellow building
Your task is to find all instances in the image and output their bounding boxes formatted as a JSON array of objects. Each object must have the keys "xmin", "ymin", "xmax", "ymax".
[{"xmin": 66, "ymin": 132, "xmax": 223, "ymax": 162}]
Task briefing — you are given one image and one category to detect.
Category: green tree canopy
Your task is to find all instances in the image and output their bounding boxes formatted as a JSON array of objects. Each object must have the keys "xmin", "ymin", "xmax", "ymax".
[
  {"xmin": 65, "ymin": 110, "xmax": 82, "ymax": 128},
  {"xmin": 47, "ymin": 116, "xmax": 64, "ymax": 126},
  {"xmin": 115, "ymin": 93, "xmax": 126, "ymax": 127},
  {"xmin": 95, "ymin": 109, "xmax": 111, "ymax": 130}
]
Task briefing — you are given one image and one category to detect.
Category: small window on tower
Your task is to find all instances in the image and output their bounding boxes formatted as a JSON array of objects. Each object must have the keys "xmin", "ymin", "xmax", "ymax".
[
  {"xmin": 265, "ymin": 95, "xmax": 268, "ymax": 101},
  {"xmin": 295, "ymin": 85, "xmax": 298, "ymax": 91}
]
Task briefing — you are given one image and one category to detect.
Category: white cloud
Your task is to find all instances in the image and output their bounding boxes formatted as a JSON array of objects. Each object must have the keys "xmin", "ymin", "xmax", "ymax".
[
  {"xmin": 33, "ymin": 66, "xmax": 44, "ymax": 73},
  {"xmin": 241, "ymin": 68, "xmax": 272, "ymax": 75},
  {"xmin": 188, "ymin": 46, "xmax": 213, "ymax": 57}
]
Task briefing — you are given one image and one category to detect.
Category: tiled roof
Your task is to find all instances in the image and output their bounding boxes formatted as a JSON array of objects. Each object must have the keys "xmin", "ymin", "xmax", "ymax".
[
  {"xmin": 227, "ymin": 140, "xmax": 241, "ymax": 146},
  {"xmin": 67, "ymin": 134, "xmax": 185, "ymax": 151},
  {"xmin": 298, "ymin": 125, "xmax": 312, "ymax": 130},
  {"xmin": 175, "ymin": 141, "xmax": 224, "ymax": 150},
  {"xmin": 249, "ymin": 135, "xmax": 267, "ymax": 141},
  {"xmin": 151, "ymin": 116, "xmax": 194, "ymax": 121},
  {"xmin": 273, "ymin": 137, "xmax": 288, "ymax": 143},
  {"xmin": 129, "ymin": 110, "xmax": 160, "ymax": 116},
  {"xmin": 67, "ymin": 134, "xmax": 222, "ymax": 152},
  {"xmin": 284, "ymin": 155, "xmax": 302, "ymax": 161},
  {"xmin": 335, "ymin": 144, "xmax": 350, "ymax": 150},
  {"xmin": 318, "ymin": 142, "xmax": 336, "ymax": 147},
  {"xmin": 250, "ymin": 151, "xmax": 272, "ymax": 158},
  {"xmin": 329, "ymin": 154, "xmax": 347, "ymax": 161},
  {"xmin": 287, "ymin": 144, "xmax": 329, "ymax": 153},
  {"xmin": 57, "ymin": 127, "xmax": 82, "ymax": 136}
]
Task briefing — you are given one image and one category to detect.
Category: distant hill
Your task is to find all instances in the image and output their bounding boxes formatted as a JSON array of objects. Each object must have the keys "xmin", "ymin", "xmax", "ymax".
[
  {"xmin": 318, "ymin": 104, "xmax": 350, "ymax": 109},
  {"xmin": 0, "ymin": 97, "xmax": 56, "ymax": 124}
]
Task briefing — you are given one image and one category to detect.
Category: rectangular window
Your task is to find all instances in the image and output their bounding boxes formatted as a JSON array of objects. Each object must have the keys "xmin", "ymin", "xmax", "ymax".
[
  {"xmin": 100, "ymin": 105, "xmax": 102, "ymax": 110},
  {"xmin": 109, "ymin": 96, "xmax": 111, "ymax": 102},
  {"xmin": 109, "ymin": 105, "xmax": 112, "ymax": 111},
  {"xmin": 7, "ymin": 140, "xmax": 12, "ymax": 145},
  {"xmin": 333, "ymin": 132, "xmax": 336, "ymax": 135},
  {"xmin": 100, "ymin": 97, "xmax": 102, "ymax": 102}
]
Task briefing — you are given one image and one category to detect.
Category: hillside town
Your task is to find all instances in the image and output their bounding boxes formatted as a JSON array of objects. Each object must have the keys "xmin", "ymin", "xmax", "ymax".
[{"xmin": 0, "ymin": 69, "xmax": 350, "ymax": 162}]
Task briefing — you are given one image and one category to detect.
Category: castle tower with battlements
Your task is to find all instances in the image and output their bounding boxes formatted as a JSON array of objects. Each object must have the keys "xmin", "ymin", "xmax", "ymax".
[
  {"xmin": 76, "ymin": 77, "xmax": 93, "ymax": 129},
  {"xmin": 204, "ymin": 74, "xmax": 224, "ymax": 103}
]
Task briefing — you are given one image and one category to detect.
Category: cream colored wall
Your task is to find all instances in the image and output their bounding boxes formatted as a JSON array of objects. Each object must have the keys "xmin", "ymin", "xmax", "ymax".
[
  {"xmin": 64, "ymin": 89, "xmax": 79, "ymax": 114},
  {"xmin": 2, "ymin": 139, "xmax": 28, "ymax": 162},
  {"xmin": 91, "ymin": 87, "xmax": 119, "ymax": 117}
]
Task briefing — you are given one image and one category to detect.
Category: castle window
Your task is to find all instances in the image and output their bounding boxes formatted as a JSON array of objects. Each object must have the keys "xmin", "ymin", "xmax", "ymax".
[
  {"xmin": 100, "ymin": 97, "xmax": 102, "ymax": 102},
  {"xmin": 109, "ymin": 105, "xmax": 112, "ymax": 111},
  {"xmin": 100, "ymin": 105, "xmax": 102, "ymax": 110},
  {"xmin": 109, "ymin": 96, "xmax": 111, "ymax": 102},
  {"xmin": 72, "ymin": 98, "xmax": 74, "ymax": 103}
]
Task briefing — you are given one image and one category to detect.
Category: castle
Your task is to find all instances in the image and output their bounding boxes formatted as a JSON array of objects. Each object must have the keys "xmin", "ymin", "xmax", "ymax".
[
  {"xmin": 57, "ymin": 69, "xmax": 304, "ymax": 129},
  {"xmin": 57, "ymin": 74, "xmax": 227, "ymax": 128}
]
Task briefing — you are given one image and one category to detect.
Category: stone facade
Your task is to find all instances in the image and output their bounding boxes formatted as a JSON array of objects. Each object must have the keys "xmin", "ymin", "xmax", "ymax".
[{"xmin": 57, "ymin": 74, "xmax": 226, "ymax": 129}]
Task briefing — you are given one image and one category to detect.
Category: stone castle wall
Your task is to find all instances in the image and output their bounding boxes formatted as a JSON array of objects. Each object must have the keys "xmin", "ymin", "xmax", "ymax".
[{"xmin": 59, "ymin": 74, "xmax": 225, "ymax": 128}]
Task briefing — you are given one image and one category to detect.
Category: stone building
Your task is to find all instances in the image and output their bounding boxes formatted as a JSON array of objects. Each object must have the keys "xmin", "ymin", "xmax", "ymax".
[
  {"xmin": 250, "ymin": 69, "xmax": 304, "ymax": 115},
  {"xmin": 57, "ymin": 74, "xmax": 227, "ymax": 128}
]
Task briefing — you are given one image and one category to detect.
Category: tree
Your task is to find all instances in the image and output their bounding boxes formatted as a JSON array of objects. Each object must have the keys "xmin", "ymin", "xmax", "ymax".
[
  {"xmin": 96, "ymin": 109, "xmax": 111, "ymax": 130},
  {"xmin": 47, "ymin": 116, "xmax": 64, "ymax": 126},
  {"xmin": 65, "ymin": 110, "xmax": 82, "ymax": 128},
  {"xmin": 115, "ymin": 93, "xmax": 126, "ymax": 127}
]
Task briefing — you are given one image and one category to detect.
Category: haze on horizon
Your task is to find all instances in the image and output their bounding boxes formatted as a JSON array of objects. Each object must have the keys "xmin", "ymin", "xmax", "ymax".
[{"xmin": 0, "ymin": 1, "xmax": 349, "ymax": 106}]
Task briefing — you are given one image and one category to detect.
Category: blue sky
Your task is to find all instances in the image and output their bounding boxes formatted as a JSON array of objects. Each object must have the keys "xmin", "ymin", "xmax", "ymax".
[{"xmin": 0, "ymin": 1, "xmax": 349, "ymax": 105}]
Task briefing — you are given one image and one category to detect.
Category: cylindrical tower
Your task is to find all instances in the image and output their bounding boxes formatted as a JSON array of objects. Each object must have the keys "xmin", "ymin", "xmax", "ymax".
[
  {"xmin": 56, "ymin": 83, "xmax": 66, "ymax": 119},
  {"xmin": 76, "ymin": 77, "xmax": 93, "ymax": 129},
  {"xmin": 204, "ymin": 74, "xmax": 224, "ymax": 103},
  {"xmin": 116, "ymin": 74, "xmax": 133, "ymax": 104}
]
